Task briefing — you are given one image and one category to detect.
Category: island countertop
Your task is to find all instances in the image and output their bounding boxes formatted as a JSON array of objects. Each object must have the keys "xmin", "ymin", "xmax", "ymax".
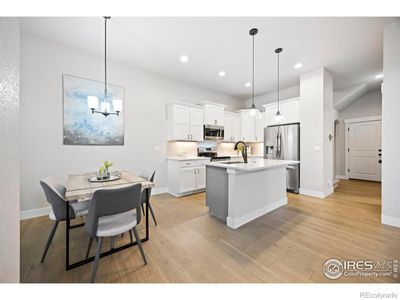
[{"xmin": 207, "ymin": 158, "xmax": 299, "ymax": 172}]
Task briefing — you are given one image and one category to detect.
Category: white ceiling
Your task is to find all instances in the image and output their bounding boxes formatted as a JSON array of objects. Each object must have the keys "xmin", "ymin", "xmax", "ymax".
[{"xmin": 21, "ymin": 17, "xmax": 398, "ymax": 99}]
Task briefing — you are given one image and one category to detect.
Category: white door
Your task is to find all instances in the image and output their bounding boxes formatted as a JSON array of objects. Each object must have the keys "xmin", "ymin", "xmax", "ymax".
[
  {"xmin": 172, "ymin": 105, "xmax": 190, "ymax": 140},
  {"xmin": 348, "ymin": 120, "xmax": 382, "ymax": 181},
  {"xmin": 189, "ymin": 107, "xmax": 204, "ymax": 141},
  {"xmin": 224, "ymin": 114, "xmax": 233, "ymax": 142},
  {"xmin": 196, "ymin": 166, "xmax": 206, "ymax": 189},
  {"xmin": 179, "ymin": 167, "xmax": 197, "ymax": 193}
]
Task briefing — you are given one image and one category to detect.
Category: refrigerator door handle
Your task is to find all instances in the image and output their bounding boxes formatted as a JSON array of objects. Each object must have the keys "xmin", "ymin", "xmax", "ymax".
[
  {"xmin": 276, "ymin": 132, "xmax": 281, "ymax": 159},
  {"xmin": 286, "ymin": 165, "xmax": 296, "ymax": 170}
]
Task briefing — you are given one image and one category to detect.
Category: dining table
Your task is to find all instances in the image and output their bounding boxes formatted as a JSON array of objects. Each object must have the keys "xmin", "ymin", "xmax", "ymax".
[{"xmin": 64, "ymin": 171, "xmax": 154, "ymax": 271}]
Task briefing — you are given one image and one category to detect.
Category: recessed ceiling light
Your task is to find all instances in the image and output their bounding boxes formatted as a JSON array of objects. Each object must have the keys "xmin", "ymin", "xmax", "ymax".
[
  {"xmin": 294, "ymin": 62, "xmax": 303, "ymax": 69},
  {"xmin": 218, "ymin": 71, "xmax": 226, "ymax": 77},
  {"xmin": 245, "ymin": 82, "xmax": 252, "ymax": 87},
  {"xmin": 375, "ymin": 74, "xmax": 383, "ymax": 79},
  {"xmin": 180, "ymin": 55, "xmax": 189, "ymax": 63}
]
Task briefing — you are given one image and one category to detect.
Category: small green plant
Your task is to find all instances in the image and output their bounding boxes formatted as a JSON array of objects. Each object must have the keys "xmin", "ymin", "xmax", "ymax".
[
  {"xmin": 236, "ymin": 144, "xmax": 244, "ymax": 152},
  {"xmin": 98, "ymin": 160, "xmax": 113, "ymax": 178}
]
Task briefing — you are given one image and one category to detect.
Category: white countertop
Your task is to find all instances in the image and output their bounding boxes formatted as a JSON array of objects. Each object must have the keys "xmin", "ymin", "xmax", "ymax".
[
  {"xmin": 167, "ymin": 156, "xmax": 211, "ymax": 161},
  {"xmin": 207, "ymin": 158, "xmax": 299, "ymax": 172}
]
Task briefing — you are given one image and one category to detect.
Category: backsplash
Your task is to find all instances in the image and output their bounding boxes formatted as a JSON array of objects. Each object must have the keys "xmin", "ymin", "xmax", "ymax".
[{"xmin": 167, "ymin": 141, "xmax": 263, "ymax": 157}]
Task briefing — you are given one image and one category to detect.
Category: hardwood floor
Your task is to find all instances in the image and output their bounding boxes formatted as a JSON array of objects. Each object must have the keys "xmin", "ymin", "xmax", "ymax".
[{"xmin": 20, "ymin": 179, "xmax": 400, "ymax": 283}]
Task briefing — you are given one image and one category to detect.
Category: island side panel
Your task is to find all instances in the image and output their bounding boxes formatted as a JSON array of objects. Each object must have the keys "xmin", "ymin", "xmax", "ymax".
[
  {"xmin": 206, "ymin": 166, "xmax": 229, "ymax": 221},
  {"xmin": 226, "ymin": 166, "xmax": 287, "ymax": 229}
]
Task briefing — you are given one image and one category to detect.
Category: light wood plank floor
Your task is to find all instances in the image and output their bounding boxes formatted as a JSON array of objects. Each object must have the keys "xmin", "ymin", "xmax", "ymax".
[{"xmin": 20, "ymin": 179, "xmax": 400, "ymax": 283}]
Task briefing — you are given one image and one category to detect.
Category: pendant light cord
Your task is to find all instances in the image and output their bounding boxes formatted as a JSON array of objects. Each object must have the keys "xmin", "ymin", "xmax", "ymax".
[
  {"xmin": 252, "ymin": 33, "xmax": 255, "ymax": 107},
  {"xmin": 104, "ymin": 17, "xmax": 108, "ymax": 100},
  {"xmin": 277, "ymin": 51, "xmax": 280, "ymax": 113}
]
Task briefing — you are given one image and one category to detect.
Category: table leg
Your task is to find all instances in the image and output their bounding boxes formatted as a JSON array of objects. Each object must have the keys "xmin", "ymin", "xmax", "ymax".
[
  {"xmin": 65, "ymin": 201, "xmax": 70, "ymax": 271},
  {"xmin": 145, "ymin": 188, "xmax": 149, "ymax": 240}
]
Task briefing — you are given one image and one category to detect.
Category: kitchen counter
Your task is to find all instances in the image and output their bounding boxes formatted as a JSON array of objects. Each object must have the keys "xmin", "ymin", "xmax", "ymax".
[
  {"xmin": 206, "ymin": 158, "xmax": 298, "ymax": 229},
  {"xmin": 167, "ymin": 157, "xmax": 210, "ymax": 161},
  {"xmin": 207, "ymin": 158, "xmax": 299, "ymax": 172}
]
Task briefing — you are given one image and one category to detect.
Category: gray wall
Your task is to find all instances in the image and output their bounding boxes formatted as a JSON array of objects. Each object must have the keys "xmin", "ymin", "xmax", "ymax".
[
  {"xmin": 0, "ymin": 18, "xmax": 20, "ymax": 282},
  {"xmin": 335, "ymin": 89, "xmax": 382, "ymax": 176},
  {"xmin": 20, "ymin": 33, "xmax": 243, "ymax": 212}
]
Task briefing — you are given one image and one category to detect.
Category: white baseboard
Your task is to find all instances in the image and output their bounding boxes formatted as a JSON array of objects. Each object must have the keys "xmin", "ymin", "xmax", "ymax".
[
  {"xmin": 226, "ymin": 197, "xmax": 287, "ymax": 229},
  {"xmin": 382, "ymin": 215, "xmax": 400, "ymax": 228},
  {"xmin": 299, "ymin": 188, "xmax": 325, "ymax": 198},
  {"xmin": 152, "ymin": 187, "xmax": 168, "ymax": 195},
  {"xmin": 336, "ymin": 175, "xmax": 348, "ymax": 180},
  {"xmin": 20, "ymin": 206, "xmax": 51, "ymax": 220},
  {"xmin": 324, "ymin": 187, "xmax": 334, "ymax": 197}
]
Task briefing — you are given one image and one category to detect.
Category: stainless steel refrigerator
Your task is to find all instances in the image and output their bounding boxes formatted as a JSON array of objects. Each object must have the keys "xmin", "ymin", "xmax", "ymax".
[{"xmin": 264, "ymin": 123, "xmax": 300, "ymax": 193}]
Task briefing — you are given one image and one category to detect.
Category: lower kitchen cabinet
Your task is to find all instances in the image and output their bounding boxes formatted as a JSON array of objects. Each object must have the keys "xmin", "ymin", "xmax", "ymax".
[{"xmin": 167, "ymin": 159, "xmax": 209, "ymax": 197}]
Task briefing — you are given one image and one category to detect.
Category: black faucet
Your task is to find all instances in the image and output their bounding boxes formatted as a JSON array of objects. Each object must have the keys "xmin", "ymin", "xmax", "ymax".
[{"xmin": 234, "ymin": 141, "xmax": 248, "ymax": 163}]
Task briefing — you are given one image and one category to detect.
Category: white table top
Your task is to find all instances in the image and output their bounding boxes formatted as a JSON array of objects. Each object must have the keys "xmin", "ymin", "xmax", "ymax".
[{"xmin": 65, "ymin": 171, "xmax": 154, "ymax": 201}]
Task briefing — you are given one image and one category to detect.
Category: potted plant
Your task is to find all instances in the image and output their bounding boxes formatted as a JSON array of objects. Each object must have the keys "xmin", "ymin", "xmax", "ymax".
[{"xmin": 97, "ymin": 160, "xmax": 113, "ymax": 179}]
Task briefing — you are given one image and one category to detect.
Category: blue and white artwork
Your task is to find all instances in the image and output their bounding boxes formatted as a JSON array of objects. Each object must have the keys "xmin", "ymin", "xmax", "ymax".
[{"xmin": 63, "ymin": 74, "xmax": 124, "ymax": 145}]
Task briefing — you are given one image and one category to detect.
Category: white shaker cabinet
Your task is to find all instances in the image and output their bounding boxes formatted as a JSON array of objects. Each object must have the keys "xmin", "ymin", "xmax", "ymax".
[
  {"xmin": 264, "ymin": 97, "xmax": 300, "ymax": 126},
  {"xmin": 223, "ymin": 112, "xmax": 241, "ymax": 142},
  {"xmin": 167, "ymin": 103, "xmax": 204, "ymax": 141},
  {"xmin": 167, "ymin": 159, "xmax": 209, "ymax": 197},
  {"xmin": 202, "ymin": 103, "xmax": 225, "ymax": 126},
  {"xmin": 255, "ymin": 112, "xmax": 266, "ymax": 142}
]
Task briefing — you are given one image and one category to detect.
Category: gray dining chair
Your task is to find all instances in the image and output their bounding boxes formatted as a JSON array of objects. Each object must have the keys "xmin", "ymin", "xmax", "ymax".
[
  {"xmin": 40, "ymin": 176, "xmax": 90, "ymax": 263},
  {"xmin": 139, "ymin": 170, "xmax": 157, "ymax": 226},
  {"xmin": 84, "ymin": 183, "xmax": 147, "ymax": 283}
]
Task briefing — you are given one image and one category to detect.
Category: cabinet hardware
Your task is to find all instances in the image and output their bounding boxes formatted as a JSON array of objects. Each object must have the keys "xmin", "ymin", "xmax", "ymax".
[
  {"xmin": 378, "ymin": 153, "xmax": 382, "ymax": 157},
  {"xmin": 187, "ymin": 134, "xmax": 189, "ymax": 139},
  {"xmin": 379, "ymin": 160, "xmax": 382, "ymax": 164},
  {"xmin": 190, "ymin": 134, "xmax": 192, "ymax": 139}
]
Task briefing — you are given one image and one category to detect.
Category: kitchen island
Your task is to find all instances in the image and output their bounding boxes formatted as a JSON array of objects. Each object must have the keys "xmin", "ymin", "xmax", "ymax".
[{"xmin": 206, "ymin": 158, "xmax": 299, "ymax": 229}]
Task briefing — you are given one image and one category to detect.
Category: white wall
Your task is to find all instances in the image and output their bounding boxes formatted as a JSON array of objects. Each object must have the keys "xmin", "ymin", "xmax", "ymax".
[
  {"xmin": 335, "ymin": 89, "xmax": 382, "ymax": 176},
  {"xmin": 0, "ymin": 18, "xmax": 20, "ymax": 282},
  {"xmin": 299, "ymin": 68, "xmax": 334, "ymax": 198},
  {"xmin": 382, "ymin": 21, "xmax": 400, "ymax": 228},
  {"xmin": 244, "ymin": 85, "xmax": 300, "ymax": 110},
  {"xmin": 20, "ymin": 33, "xmax": 243, "ymax": 213}
]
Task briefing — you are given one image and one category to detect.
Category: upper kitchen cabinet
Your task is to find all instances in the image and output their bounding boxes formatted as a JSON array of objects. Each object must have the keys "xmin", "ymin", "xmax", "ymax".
[
  {"xmin": 201, "ymin": 102, "xmax": 226, "ymax": 126},
  {"xmin": 223, "ymin": 112, "xmax": 241, "ymax": 142},
  {"xmin": 264, "ymin": 97, "xmax": 300, "ymax": 126},
  {"xmin": 255, "ymin": 112, "xmax": 266, "ymax": 142},
  {"xmin": 167, "ymin": 102, "xmax": 204, "ymax": 141}
]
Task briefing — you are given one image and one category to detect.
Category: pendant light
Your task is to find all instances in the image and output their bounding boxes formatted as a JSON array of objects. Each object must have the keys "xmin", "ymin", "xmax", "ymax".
[
  {"xmin": 87, "ymin": 16, "xmax": 122, "ymax": 117},
  {"xmin": 274, "ymin": 47, "xmax": 284, "ymax": 122},
  {"xmin": 248, "ymin": 28, "xmax": 261, "ymax": 118}
]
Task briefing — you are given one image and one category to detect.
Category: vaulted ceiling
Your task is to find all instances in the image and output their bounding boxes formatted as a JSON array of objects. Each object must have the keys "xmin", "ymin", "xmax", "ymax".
[{"xmin": 21, "ymin": 17, "xmax": 397, "ymax": 99}]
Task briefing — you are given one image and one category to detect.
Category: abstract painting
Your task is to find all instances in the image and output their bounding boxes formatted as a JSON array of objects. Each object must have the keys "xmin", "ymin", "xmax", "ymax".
[{"xmin": 63, "ymin": 74, "xmax": 124, "ymax": 145}]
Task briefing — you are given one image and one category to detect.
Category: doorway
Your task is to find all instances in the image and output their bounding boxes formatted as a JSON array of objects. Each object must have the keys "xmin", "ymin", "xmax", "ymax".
[{"xmin": 345, "ymin": 116, "xmax": 382, "ymax": 182}]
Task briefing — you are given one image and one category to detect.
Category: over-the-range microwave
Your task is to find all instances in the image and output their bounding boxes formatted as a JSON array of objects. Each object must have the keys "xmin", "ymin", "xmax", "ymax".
[{"xmin": 204, "ymin": 124, "xmax": 224, "ymax": 140}]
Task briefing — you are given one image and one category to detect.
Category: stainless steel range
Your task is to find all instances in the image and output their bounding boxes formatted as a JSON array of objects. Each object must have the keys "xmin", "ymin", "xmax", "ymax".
[{"xmin": 197, "ymin": 146, "xmax": 231, "ymax": 162}]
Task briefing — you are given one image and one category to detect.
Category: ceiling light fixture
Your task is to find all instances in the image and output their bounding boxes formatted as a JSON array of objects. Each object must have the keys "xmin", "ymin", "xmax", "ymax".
[
  {"xmin": 248, "ymin": 28, "xmax": 261, "ymax": 119},
  {"xmin": 218, "ymin": 71, "xmax": 226, "ymax": 77},
  {"xmin": 180, "ymin": 55, "xmax": 189, "ymax": 63},
  {"xmin": 245, "ymin": 82, "xmax": 252, "ymax": 87},
  {"xmin": 87, "ymin": 17, "xmax": 122, "ymax": 117},
  {"xmin": 294, "ymin": 62, "xmax": 303, "ymax": 69},
  {"xmin": 375, "ymin": 74, "xmax": 383, "ymax": 79},
  {"xmin": 274, "ymin": 48, "xmax": 285, "ymax": 123}
]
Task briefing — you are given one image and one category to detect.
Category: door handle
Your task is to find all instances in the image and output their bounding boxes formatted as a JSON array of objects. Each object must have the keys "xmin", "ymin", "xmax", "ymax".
[{"xmin": 286, "ymin": 165, "xmax": 296, "ymax": 170}]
